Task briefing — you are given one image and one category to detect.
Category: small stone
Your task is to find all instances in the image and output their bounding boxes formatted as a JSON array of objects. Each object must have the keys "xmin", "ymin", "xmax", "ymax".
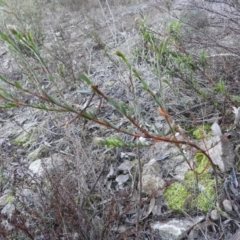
[
  {"xmin": 223, "ymin": 199, "xmax": 232, "ymax": 212},
  {"xmin": 211, "ymin": 209, "xmax": 219, "ymax": 220}
]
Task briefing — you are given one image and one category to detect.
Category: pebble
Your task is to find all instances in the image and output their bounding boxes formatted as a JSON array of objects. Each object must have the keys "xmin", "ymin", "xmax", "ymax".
[
  {"xmin": 223, "ymin": 199, "xmax": 232, "ymax": 212},
  {"xmin": 211, "ymin": 209, "xmax": 219, "ymax": 220}
]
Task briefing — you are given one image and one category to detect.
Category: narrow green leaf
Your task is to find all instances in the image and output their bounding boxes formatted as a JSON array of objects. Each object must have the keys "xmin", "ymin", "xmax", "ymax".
[
  {"xmin": 103, "ymin": 119, "xmax": 116, "ymax": 129},
  {"xmin": 63, "ymin": 103, "xmax": 76, "ymax": 111},
  {"xmin": 81, "ymin": 74, "xmax": 92, "ymax": 85},
  {"xmin": 81, "ymin": 110, "xmax": 96, "ymax": 120},
  {"xmin": 14, "ymin": 81, "xmax": 22, "ymax": 89},
  {"xmin": 115, "ymin": 50, "xmax": 126, "ymax": 60},
  {"xmin": 27, "ymin": 31, "xmax": 33, "ymax": 43},
  {"xmin": 115, "ymin": 50, "xmax": 131, "ymax": 68},
  {"xmin": 0, "ymin": 31, "xmax": 9, "ymax": 41},
  {"xmin": 132, "ymin": 68, "xmax": 141, "ymax": 79},
  {"xmin": 41, "ymin": 90, "xmax": 61, "ymax": 106},
  {"xmin": 120, "ymin": 103, "xmax": 127, "ymax": 115},
  {"xmin": 3, "ymin": 103, "xmax": 19, "ymax": 108},
  {"xmin": 107, "ymin": 98, "xmax": 118, "ymax": 109},
  {"xmin": 140, "ymin": 79, "xmax": 148, "ymax": 90}
]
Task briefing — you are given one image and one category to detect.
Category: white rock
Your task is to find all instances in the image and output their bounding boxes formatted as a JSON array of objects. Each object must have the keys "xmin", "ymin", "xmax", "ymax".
[
  {"xmin": 116, "ymin": 174, "xmax": 129, "ymax": 185},
  {"xmin": 151, "ymin": 216, "xmax": 204, "ymax": 240},
  {"xmin": 28, "ymin": 154, "xmax": 65, "ymax": 178},
  {"xmin": 223, "ymin": 199, "xmax": 232, "ymax": 212},
  {"xmin": 211, "ymin": 209, "xmax": 219, "ymax": 220},
  {"xmin": 118, "ymin": 160, "xmax": 133, "ymax": 172},
  {"xmin": 199, "ymin": 136, "xmax": 234, "ymax": 172}
]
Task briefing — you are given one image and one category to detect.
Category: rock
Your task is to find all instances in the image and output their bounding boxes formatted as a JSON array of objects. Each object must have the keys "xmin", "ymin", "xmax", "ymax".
[
  {"xmin": 144, "ymin": 139, "xmax": 191, "ymax": 181},
  {"xmin": 188, "ymin": 228, "xmax": 204, "ymax": 240},
  {"xmin": 199, "ymin": 136, "xmax": 235, "ymax": 172},
  {"xmin": 1, "ymin": 202, "xmax": 15, "ymax": 219},
  {"xmin": 116, "ymin": 174, "xmax": 129, "ymax": 188},
  {"xmin": 210, "ymin": 209, "xmax": 219, "ymax": 220},
  {"xmin": 140, "ymin": 159, "xmax": 165, "ymax": 197},
  {"xmin": 112, "ymin": 225, "xmax": 127, "ymax": 234},
  {"xmin": 16, "ymin": 188, "xmax": 35, "ymax": 204},
  {"xmin": 0, "ymin": 194, "xmax": 14, "ymax": 209},
  {"xmin": 28, "ymin": 154, "xmax": 66, "ymax": 179},
  {"xmin": 151, "ymin": 216, "xmax": 204, "ymax": 240},
  {"xmin": 1, "ymin": 219, "xmax": 14, "ymax": 231},
  {"xmin": 223, "ymin": 199, "xmax": 232, "ymax": 212},
  {"xmin": 229, "ymin": 229, "xmax": 240, "ymax": 240},
  {"xmin": 117, "ymin": 160, "xmax": 133, "ymax": 172}
]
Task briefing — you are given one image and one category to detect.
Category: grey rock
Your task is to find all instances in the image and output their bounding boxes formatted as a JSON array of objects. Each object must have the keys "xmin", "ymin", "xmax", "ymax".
[
  {"xmin": 140, "ymin": 159, "xmax": 165, "ymax": 197},
  {"xmin": 229, "ymin": 229, "xmax": 240, "ymax": 240},
  {"xmin": 210, "ymin": 209, "xmax": 219, "ymax": 220},
  {"xmin": 151, "ymin": 216, "xmax": 204, "ymax": 240},
  {"xmin": 0, "ymin": 194, "xmax": 14, "ymax": 209},
  {"xmin": 1, "ymin": 219, "xmax": 14, "ymax": 231},
  {"xmin": 1, "ymin": 202, "xmax": 15, "ymax": 219},
  {"xmin": 143, "ymin": 137, "xmax": 191, "ymax": 181},
  {"xmin": 117, "ymin": 160, "xmax": 133, "ymax": 172},
  {"xmin": 28, "ymin": 154, "xmax": 66, "ymax": 179},
  {"xmin": 223, "ymin": 199, "xmax": 232, "ymax": 212},
  {"xmin": 200, "ymin": 136, "xmax": 235, "ymax": 172}
]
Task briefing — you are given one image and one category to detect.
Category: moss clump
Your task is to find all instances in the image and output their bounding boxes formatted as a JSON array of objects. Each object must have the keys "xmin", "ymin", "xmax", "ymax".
[
  {"xmin": 164, "ymin": 182, "xmax": 190, "ymax": 211},
  {"xmin": 194, "ymin": 152, "xmax": 209, "ymax": 174},
  {"xmin": 189, "ymin": 124, "xmax": 211, "ymax": 140},
  {"xmin": 184, "ymin": 171, "xmax": 215, "ymax": 212},
  {"xmin": 164, "ymin": 152, "xmax": 216, "ymax": 212},
  {"xmin": 193, "ymin": 177, "xmax": 215, "ymax": 212}
]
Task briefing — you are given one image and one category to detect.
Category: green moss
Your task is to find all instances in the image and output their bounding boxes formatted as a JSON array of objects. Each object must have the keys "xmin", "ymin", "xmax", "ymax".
[
  {"xmin": 194, "ymin": 152, "xmax": 209, "ymax": 174},
  {"xmin": 164, "ymin": 152, "xmax": 216, "ymax": 212},
  {"xmin": 192, "ymin": 178, "xmax": 215, "ymax": 212},
  {"xmin": 189, "ymin": 124, "xmax": 211, "ymax": 140},
  {"xmin": 164, "ymin": 182, "xmax": 190, "ymax": 211}
]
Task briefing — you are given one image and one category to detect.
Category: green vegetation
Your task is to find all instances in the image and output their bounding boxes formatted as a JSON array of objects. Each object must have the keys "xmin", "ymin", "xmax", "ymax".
[
  {"xmin": 0, "ymin": 0, "xmax": 238, "ymax": 239},
  {"xmin": 164, "ymin": 152, "xmax": 216, "ymax": 212},
  {"xmin": 190, "ymin": 124, "xmax": 211, "ymax": 140}
]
